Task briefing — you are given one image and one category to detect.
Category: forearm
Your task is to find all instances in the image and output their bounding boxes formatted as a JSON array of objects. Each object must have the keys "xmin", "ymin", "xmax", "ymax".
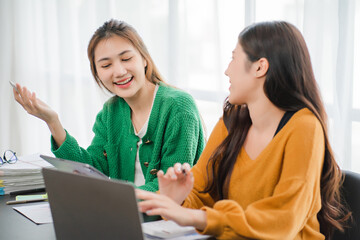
[{"xmin": 46, "ymin": 115, "xmax": 66, "ymax": 148}]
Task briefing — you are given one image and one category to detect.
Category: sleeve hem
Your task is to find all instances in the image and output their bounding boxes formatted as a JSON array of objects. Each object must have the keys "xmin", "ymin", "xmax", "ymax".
[
  {"xmin": 197, "ymin": 206, "xmax": 226, "ymax": 236},
  {"xmin": 51, "ymin": 130, "xmax": 74, "ymax": 157}
]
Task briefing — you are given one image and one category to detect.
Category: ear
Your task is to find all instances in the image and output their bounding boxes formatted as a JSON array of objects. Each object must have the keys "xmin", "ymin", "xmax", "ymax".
[
  {"xmin": 143, "ymin": 58, "xmax": 147, "ymax": 68},
  {"xmin": 254, "ymin": 57, "xmax": 269, "ymax": 78}
]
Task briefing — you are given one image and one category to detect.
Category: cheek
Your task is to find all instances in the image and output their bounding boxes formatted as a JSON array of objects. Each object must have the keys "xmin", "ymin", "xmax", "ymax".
[
  {"xmin": 96, "ymin": 69, "xmax": 109, "ymax": 80},
  {"xmin": 227, "ymin": 62, "xmax": 240, "ymax": 78}
]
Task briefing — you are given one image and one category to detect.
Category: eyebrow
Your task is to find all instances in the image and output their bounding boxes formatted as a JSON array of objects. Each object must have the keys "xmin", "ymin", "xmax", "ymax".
[{"xmin": 96, "ymin": 50, "xmax": 133, "ymax": 63}]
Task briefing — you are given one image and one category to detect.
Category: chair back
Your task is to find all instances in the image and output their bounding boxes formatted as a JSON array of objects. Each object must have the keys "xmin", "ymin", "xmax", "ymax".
[{"xmin": 332, "ymin": 170, "xmax": 360, "ymax": 240}]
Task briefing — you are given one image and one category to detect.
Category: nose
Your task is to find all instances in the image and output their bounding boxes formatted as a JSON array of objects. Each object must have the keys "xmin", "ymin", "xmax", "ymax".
[
  {"xmin": 114, "ymin": 61, "xmax": 127, "ymax": 77},
  {"xmin": 224, "ymin": 67, "xmax": 229, "ymax": 76}
]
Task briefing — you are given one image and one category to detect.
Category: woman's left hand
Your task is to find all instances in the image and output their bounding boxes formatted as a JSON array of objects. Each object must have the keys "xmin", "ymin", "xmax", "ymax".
[{"xmin": 136, "ymin": 189, "xmax": 207, "ymax": 230}]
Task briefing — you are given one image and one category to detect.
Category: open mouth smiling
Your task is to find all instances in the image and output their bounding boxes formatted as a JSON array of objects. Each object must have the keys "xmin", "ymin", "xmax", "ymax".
[{"xmin": 114, "ymin": 77, "xmax": 133, "ymax": 85}]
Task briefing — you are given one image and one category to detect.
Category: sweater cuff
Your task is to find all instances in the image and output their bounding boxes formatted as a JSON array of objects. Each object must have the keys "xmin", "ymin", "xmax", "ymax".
[
  {"xmin": 197, "ymin": 206, "xmax": 226, "ymax": 236},
  {"xmin": 50, "ymin": 130, "xmax": 75, "ymax": 158}
]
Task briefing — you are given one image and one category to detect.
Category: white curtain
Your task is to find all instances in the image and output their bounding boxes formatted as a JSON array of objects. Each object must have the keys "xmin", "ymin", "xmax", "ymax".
[
  {"xmin": 302, "ymin": 0, "xmax": 357, "ymax": 170},
  {"xmin": 1, "ymin": 0, "xmax": 359, "ymax": 172}
]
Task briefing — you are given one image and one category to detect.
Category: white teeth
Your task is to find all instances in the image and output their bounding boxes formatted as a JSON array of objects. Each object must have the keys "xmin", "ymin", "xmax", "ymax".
[{"xmin": 115, "ymin": 77, "xmax": 132, "ymax": 85}]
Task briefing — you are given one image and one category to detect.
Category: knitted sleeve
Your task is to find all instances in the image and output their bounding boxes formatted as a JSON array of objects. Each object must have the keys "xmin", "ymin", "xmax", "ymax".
[
  {"xmin": 182, "ymin": 119, "xmax": 227, "ymax": 209},
  {"xmin": 50, "ymin": 106, "xmax": 110, "ymax": 175}
]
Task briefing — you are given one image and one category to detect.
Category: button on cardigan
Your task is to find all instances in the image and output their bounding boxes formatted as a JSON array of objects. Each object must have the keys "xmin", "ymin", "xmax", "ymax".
[{"xmin": 51, "ymin": 82, "xmax": 205, "ymax": 192}]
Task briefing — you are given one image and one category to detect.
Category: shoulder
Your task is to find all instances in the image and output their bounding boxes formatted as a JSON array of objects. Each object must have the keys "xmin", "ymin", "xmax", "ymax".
[
  {"xmin": 156, "ymin": 83, "xmax": 198, "ymax": 113},
  {"xmin": 288, "ymin": 108, "xmax": 322, "ymax": 133},
  {"xmin": 283, "ymin": 108, "xmax": 324, "ymax": 145},
  {"xmin": 95, "ymin": 96, "xmax": 128, "ymax": 120},
  {"xmin": 100, "ymin": 96, "xmax": 128, "ymax": 112},
  {"xmin": 103, "ymin": 95, "xmax": 124, "ymax": 107},
  {"xmin": 207, "ymin": 118, "xmax": 228, "ymax": 145}
]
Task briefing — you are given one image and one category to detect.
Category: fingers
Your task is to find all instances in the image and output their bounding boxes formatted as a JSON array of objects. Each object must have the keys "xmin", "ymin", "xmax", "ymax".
[
  {"xmin": 14, "ymin": 85, "xmax": 42, "ymax": 114},
  {"xmin": 137, "ymin": 190, "xmax": 177, "ymax": 217},
  {"xmin": 166, "ymin": 163, "xmax": 192, "ymax": 179},
  {"xmin": 13, "ymin": 84, "xmax": 25, "ymax": 105},
  {"xmin": 182, "ymin": 163, "xmax": 191, "ymax": 173},
  {"xmin": 21, "ymin": 87, "xmax": 36, "ymax": 111},
  {"xmin": 165, "ymin": 167, "xmax": 177, "ymax": 180},
  {"xmin": 136, "ymin": 189, "xmax": 166, "ymax": 212},
  {"xmin": 157, "ymin": 170, "xmax": 164, "ymax": 178},
  {"xmin": 13, "ymin": 88, "xmax": 23, "ymax": 105},
  {"xmin": 135, "ymin": 189, "xmax": 158, "ymax": 200},
  {"xmin": 15, "ymin": 85, "xmax": 33, "ymax": 111}
]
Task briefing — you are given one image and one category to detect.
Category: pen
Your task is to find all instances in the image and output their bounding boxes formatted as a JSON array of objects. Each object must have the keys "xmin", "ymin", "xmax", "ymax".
[
  {"xmin": 181, "ymin": 166, "xmax": 187, "ymax": 176},
  {"xmin": 9, "ymin": 187, "xmax": 46, "ymax": 196},
  {"xmin": 6, "ymin": 198, "xmax": 48, "ymax": 205}
]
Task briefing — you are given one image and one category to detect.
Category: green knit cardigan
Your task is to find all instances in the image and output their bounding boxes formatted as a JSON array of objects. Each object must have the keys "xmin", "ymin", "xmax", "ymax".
[{"xmin": 51, "ymin": 82, "xmax": 205, "ymax": 192}]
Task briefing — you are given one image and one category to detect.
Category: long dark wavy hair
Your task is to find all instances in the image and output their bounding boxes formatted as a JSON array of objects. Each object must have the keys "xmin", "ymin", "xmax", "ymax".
[
  {"xmin": 203, "ymin": 21, "xmax": 350, "ymax": 238},
  {"xmin": 87, "ymin": 19, "xmax": 164, "ymax": 92}
]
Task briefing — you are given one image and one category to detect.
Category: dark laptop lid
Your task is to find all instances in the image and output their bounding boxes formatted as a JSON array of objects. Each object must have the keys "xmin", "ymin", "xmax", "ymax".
[
  {"xmin": 42, "ymin": 168, "xmax": 144, "ymax": 240},
  {"xmin": 40, "ymin": 155, "xmax": 108, "ymax": 180}
]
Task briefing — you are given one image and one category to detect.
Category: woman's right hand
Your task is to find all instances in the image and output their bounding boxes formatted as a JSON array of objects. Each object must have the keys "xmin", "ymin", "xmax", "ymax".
[
  {"xmin": 13, "ymin": 83, "xmax": 58, "ymax": 124},
  {"xmin": 157, "ymin": 162, "xmax": 194, "ymax": 205},
  {"xmin": 12, "ymin": 83, "xmax": 66, "ymax": 147}
]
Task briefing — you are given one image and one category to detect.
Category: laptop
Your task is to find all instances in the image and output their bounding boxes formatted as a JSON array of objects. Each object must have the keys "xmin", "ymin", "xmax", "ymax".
[
  {"xmin": 40, "ymin": 155, "xmax": 108, "ymax": 180},
  {"xmin": 42, "ymin": 167, "xmax": 145, "ymax": 240}
]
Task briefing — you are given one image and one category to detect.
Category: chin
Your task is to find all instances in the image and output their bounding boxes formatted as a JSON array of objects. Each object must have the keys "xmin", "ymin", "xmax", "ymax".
[{"xmin": 228, "ymin": 97, "xmax": 237, "ymax": 105}]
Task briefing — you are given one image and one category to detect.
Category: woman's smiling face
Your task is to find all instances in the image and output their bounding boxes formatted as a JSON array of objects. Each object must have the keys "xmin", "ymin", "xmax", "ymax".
[
  {"xmin": 225, "ymin": 43, "xmax": 264, "ymax": 106},
  {"xmin": 94, "ymin": 35, "xmax": 148, "ymax": 100}
]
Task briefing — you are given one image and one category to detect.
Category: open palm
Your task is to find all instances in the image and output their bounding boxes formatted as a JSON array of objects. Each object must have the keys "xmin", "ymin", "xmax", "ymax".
[{"xmin": 13, "ymin": 85, "xmax": 58, "ymax": 124}]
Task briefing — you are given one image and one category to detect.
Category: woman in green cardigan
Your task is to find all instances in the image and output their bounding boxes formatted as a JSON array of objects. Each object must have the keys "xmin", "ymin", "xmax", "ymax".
[{"xmin": 12, "ymin": 19, "xmax": 205, "ymax": 192}]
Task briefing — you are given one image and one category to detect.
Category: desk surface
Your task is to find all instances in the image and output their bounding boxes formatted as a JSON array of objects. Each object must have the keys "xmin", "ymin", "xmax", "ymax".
[
  {"xmin": 1, "ymin": 193, "xmax": 215, "ymax": 240},
  {"xmin": 0, "ymin": 193, "xmax": 56, "ymax": 240}
]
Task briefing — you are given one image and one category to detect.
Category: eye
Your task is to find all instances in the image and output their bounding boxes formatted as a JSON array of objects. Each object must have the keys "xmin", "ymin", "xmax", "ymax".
[
  {"xmin": 122, "ymin": 57, "xmax": 132, "ymax": 62},
  {"xmin": 101, "ymin": 64, "xmax": 111, "ymax": 68}
]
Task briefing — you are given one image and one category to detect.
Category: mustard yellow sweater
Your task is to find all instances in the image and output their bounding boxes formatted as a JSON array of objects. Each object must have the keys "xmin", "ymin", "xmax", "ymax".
[{"xmin": 183, "ymin": 108, "xmax": 325, "ymax": 239}]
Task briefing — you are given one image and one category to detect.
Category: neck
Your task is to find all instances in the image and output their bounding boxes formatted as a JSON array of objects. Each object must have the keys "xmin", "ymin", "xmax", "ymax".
[
  {"xmin": 247, "ymin": 96, "xmax": 285, "ymax": 133},
  {"xmin": 126, "ymin": 80, "xmax": 156, "ymax": 116}
]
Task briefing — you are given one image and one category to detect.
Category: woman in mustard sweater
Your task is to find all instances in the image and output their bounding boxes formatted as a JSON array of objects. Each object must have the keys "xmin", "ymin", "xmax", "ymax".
[
  {"xmin": 12, "ymin": 19, "xmax": 205, "ymax": 192},
  {"xmin": 137, "ymin": 21, "xmax": 350, "ymax": 239}
]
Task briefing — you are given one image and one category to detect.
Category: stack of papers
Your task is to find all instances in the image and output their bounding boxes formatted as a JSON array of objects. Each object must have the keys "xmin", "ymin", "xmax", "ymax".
[{"xmin": 0, "ymin": 153, "xmax": 53, "ymax": 195}]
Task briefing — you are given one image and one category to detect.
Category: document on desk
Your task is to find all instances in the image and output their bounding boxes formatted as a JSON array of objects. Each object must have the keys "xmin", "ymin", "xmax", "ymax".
[
  {"xmin": 142, "ymin": 220, "xmax": 211, "ymax": 239},
  {"xmin": 0, "ymin": 153, "xmax": 53, "ymax": 195},
  {"xmin": 13, "ymin": 202, "xmax": 53, "ymax": 224}
]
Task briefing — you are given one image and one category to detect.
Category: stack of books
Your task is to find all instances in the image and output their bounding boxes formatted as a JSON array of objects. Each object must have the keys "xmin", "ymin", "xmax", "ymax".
[{"xmin": 0, "ymin": 153, "xmax": 53, "ymax": 195}]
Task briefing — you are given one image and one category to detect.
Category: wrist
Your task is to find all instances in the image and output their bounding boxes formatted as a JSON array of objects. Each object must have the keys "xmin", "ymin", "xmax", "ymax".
[
  {"xmin": 46, "ymin": 116, "xmax": 66, "ymax": 147},
  {"xmin": 189, "ymin": 209, "xmax": 207, "ymax": 231},
  {"xmin": 45, "ymin": 113, "xmax": 59, "ymax": 130}
]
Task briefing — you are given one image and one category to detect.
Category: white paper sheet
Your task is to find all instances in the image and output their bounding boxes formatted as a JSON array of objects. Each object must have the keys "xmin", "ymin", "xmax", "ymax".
[{"xmin": 13, "ymin": 202, "xmax": 53, "ymax": 224}]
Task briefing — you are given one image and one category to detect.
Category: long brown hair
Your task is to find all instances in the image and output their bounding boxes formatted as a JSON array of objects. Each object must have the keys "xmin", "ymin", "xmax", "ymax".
[
  {"xmin": 203, "ymin": 21, "xmax": 350, "ymax": 238},
  {"xmin": 87, "ymin": 19, "xmax": 164, "ymax": 92}
]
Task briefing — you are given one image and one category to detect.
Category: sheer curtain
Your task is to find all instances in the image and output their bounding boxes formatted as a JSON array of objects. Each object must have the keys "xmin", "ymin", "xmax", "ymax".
[
  {"xmin": 302, "ymin": 0, "xmax": 357, "ymax": 170},
  {"xmin": 1, "ymin": 0, "xmax": 359, "ymax": 172}
]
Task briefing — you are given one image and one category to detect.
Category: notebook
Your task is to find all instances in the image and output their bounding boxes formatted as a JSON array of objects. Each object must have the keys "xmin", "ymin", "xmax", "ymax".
[
  {"xmin": 40, "ymin": 155, "xmax": 108, "ymax": 180},
  {"xmin": 42, "ymin": 168, "xmax": 204, "ymax": 240}
]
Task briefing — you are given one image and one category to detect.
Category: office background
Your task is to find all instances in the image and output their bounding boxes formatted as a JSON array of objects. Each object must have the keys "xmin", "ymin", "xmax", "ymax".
[{"xmin": 0, "ymin": 0, "xmax": 359, "ymax": 172}]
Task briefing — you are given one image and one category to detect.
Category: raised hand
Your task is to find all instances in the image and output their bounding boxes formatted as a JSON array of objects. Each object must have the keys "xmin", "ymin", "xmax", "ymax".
[
  {"xmin": 12, "ymin": 84, "xmax": 58, "ymax": 124},
  {"xmin": 12, "ymin": 83, "xmax": 66, "ymax": 147},
  {"xmin": 136, "ymin": 189, "xmax": 207, "ymax": 230},
  {"xmin": 157, "ymin": 162, "xmax": 194, "ymax": 205}
]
